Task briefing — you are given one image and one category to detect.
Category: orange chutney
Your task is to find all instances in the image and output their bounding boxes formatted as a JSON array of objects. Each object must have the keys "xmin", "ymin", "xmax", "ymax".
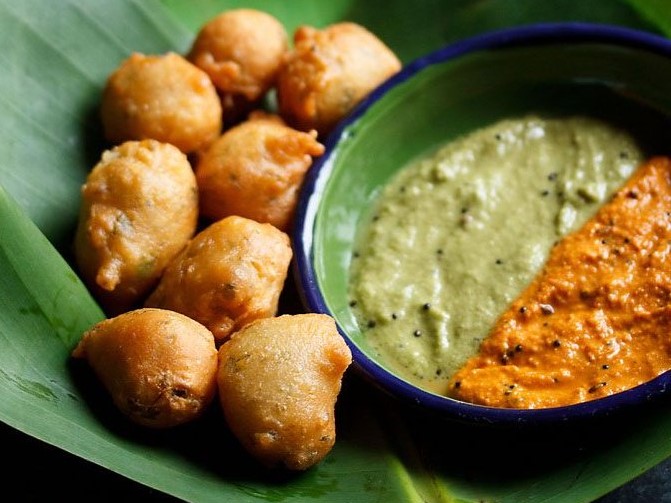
[{"xmin": 449, "ymin": 157, "xmax": 671, "ymax": 408}]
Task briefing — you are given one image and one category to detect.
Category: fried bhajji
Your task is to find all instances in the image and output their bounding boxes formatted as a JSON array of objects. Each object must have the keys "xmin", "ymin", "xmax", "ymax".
[
  {"xmin": 101, "ymin": 52, "xmax": 222, "ymax": 153},
  {"xmin": 74, "ymin": 140, "xmax": 198, "ymax": 314},
  {"xmin": 188, "ymin": 9, "xmax": 287, "ymax": 123},
  {"xmin": 72, "ymin": 308, "xmax": 218, "ymax": 428},
  {"xmin": 196, "ymin": 112, "xmax": 324, "ymax": 231},
  {"xmin": 277, "ymin": 22, "xmax": 401, "ymax": 136},
  {"xmin": 145, "ymin": 215, "xmax": 292, "ymax": 342},
  {"xmin": 217, "ymin": 314, "xmax": 352, "ymax": 470}
]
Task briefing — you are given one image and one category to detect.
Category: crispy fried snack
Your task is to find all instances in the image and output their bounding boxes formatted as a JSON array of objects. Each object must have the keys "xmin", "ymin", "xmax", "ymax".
[
  {"xmin": 188, "ymin": 9, "xmax": 287, "ymax": 122},
  {"xmin": 72, "ymin": 308, "xmax": 218, "ymax": 428},
  {"xmin": 101, "ymin": 52, "xmax": 222, "ymax": 153},
  {"xmin": 277, "ymin": 22, "xmax": 401, "ymax": 136},
  {"xmin": 74, "ymin": 140, "xmax": 198, "ymax": 314},
  {"xmin": 145, "ymin": 216, "xmax": 292, "ymax": 342},
  {"xmin": 196, "ymin": 112, "xmax": 324, "ymax": 231},
  {"xmin": 217, "ymin": 314, "xmax": 352, "ymax": 470}
]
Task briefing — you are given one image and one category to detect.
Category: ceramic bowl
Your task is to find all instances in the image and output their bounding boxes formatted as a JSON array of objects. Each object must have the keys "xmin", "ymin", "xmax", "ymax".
[{"xmin": 293, "ymin": 22, "xmax": 671, "ymax": 425}]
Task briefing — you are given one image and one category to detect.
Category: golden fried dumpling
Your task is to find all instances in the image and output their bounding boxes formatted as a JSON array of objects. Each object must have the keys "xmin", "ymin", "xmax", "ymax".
[
  {"xmin": 101, "ymin": 52, "xmax": 222, "ymax": 153},
  {"xmin": 72, "ymin": 308, "xmax": 218, "ymax": 428},
  {"xmin": 145, "ymin": 215, "xmax": 292, "ymax": 342},
  {"xmin": 196, "ymin": 112, "xmax": 325, "ymax": 232},
  {"xmin": 217, "ymin": 314, "xmax": 352, "ymax": 470},
  {"xmin": 188, "ymin": 9, "xmax": 288, "ymax": 122},
  {"xmin": 277, "ymin": 22, "xmax": 401, "ymax": 136},
  {"xmin": 74, "ymin": 140, "xmax": 198, "ymax": 314}
]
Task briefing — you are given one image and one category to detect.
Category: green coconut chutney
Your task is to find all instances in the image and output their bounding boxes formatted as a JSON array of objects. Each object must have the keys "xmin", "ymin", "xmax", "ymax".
[{"xmin": 349, "ymin": 116, "xmax": 643, "ymax": 395}]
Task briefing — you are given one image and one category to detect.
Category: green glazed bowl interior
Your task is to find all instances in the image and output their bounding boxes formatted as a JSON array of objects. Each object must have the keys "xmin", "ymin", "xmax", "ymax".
[{"xmin": 295, "ymin": 22, "xmax": 671, "ymax": 424}]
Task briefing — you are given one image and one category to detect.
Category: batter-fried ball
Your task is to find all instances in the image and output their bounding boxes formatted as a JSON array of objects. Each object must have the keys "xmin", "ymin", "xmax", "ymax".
[
  {"xmin": 217, "ymin": 314, "xmax": 352, "ymax": 470},
  {"xmin": 145, "ymin": 215, "xmax": 292, "ymax": 342},
  {"xmin": 72, "ymin": 308, "xmax": 218, "ymax": 429},
  {"xmin": 277, "ymin": 22, "xmax": 401, "ymax": 136},
  {"xmin": 196, "ymin": 112, "xmax": 324, "ymax": 231},
  {"xmin": 188, "ymin": 9, "xmax": 288, "ymax": 122},
  {"xmin": 74, "ymin": 140, "xmax": 198, "ymax": 315},
  {"xmin": 101, "ymin": 52, "xmax": 222, "ymax": 153}
]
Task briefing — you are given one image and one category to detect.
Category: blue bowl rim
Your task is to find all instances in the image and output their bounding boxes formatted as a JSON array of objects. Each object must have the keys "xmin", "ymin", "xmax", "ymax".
[{"xmin": 292, "ymin": 21, "xmax": 671, "ymax": 425}]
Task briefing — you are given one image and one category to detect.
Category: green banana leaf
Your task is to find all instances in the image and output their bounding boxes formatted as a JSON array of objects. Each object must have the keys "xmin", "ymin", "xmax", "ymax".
[{"xmin": 1, "ymin": 0, "xmax": 671, "ymax": 501}]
